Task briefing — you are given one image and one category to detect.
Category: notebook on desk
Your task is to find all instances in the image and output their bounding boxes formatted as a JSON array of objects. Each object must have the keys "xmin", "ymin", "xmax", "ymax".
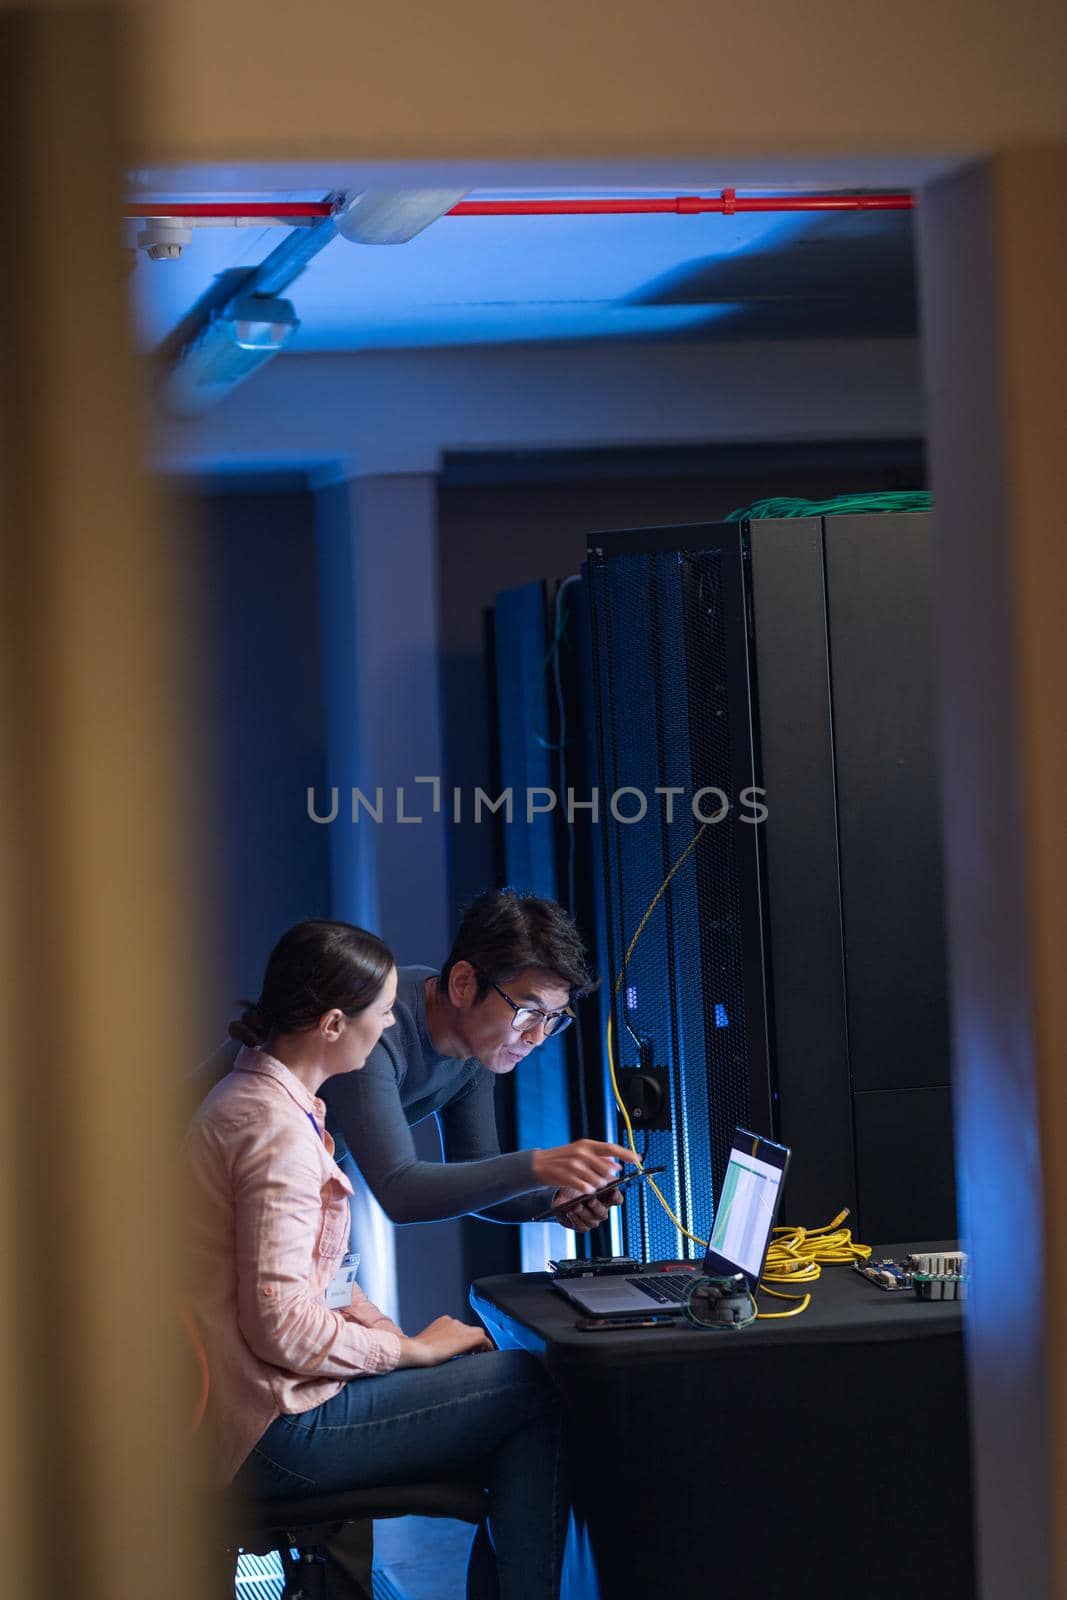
[{"xmin": 553, "ymin": 1127, "xmax": 791, "ymax": 1318}]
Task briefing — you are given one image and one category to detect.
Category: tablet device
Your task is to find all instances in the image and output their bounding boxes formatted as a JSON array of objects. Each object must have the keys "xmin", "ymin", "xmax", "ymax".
[{"xmin": 532, "ymin": 1165, "xmax": 666, "ymax": 1222}]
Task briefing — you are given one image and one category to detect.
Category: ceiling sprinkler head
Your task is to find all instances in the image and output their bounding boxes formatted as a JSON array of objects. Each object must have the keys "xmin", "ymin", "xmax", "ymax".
[{"xmin": 137, "ymin": 220, "xmax": 193, "ymax": 261}]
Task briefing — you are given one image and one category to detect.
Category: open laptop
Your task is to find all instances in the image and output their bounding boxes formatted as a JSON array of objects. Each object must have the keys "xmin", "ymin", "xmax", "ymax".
[{"xmin": 553, "ymin": 1127, "xmax": 790, "ymax": 1318}]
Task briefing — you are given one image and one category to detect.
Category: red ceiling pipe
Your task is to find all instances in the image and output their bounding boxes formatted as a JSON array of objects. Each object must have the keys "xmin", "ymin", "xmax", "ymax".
[
  {"xmin": 124, "ymin": 201, "xmax": 335, "ymax": 219},
  {"xmin": 125, "ymin": 191, "xmax": 914, "ymax": 221},
  {"xmin": 448, "ymin": 192, "xmax": 914, "ymax": 216}
]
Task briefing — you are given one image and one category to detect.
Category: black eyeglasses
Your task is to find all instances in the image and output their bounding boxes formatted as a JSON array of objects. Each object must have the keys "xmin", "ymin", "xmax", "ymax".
[{"xmin": 488, "ymin": 980, "xmax": 575, "ymax": 1038}]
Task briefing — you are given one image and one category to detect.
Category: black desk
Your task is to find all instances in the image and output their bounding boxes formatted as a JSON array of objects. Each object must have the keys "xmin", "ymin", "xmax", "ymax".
[{"xmin": 471, "ymin": 1257, "xmax": 974, "ymax": 1599}]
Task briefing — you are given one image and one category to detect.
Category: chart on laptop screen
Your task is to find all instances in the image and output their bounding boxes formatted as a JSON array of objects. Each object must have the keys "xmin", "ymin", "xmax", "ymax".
[{"xmin": 709, "ymin": 1147, "xmax": 784, "ymax": 1275}]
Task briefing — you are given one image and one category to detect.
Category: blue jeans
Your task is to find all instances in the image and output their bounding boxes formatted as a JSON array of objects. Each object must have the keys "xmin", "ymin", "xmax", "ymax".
[{"xmin": 234, "ymin": 1350, "xmax": 568, "ymax": 1600}]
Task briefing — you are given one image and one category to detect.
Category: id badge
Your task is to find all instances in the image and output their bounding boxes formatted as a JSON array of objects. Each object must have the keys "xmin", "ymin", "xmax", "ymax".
[{"xmin": 325, "ymin": 1251, "xmax": 361, "ymax": 1309}]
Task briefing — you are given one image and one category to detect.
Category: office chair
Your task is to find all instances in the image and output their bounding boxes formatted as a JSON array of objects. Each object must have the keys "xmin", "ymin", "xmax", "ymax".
[
  {"xmin": 228, "ymin": 1478, "xmax": 492, "ymax": 1600},
  {"xmin": 183, "ymin": 1309, "xmax": 494, "ymax": 1599}
]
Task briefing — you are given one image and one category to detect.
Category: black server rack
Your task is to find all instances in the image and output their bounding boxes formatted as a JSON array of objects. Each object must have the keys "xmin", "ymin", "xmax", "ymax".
[
  {"xmin": 750, "ymin": 511, "xmax": 955, "ymax": 1240},
  {"xmin": 585, "ymin": 524, "xmax": 773, "ymax": 1261},
  {"xmin": 585, "ymin": 513, "xmax": 955, "ymax": 1255}
]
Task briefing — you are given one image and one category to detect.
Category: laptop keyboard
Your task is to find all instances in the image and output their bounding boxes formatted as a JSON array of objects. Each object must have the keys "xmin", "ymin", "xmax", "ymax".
[{"xmin": 628, "ymin": 1273, "xmax": 696, "ymax": 1305}]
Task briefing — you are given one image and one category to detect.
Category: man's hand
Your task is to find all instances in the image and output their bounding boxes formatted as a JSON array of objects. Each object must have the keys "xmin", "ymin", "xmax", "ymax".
[
  {"xmin": 552, "ymin": 1184, "xmax": 624, "ymax": 1232},
  {"xmin": 395, "ymin": 1315, "xmax": 494, "ymax": 1369},
  {"xmin": 530, "ymin": 1139, "xmax": 639, "ymax": 1193}
]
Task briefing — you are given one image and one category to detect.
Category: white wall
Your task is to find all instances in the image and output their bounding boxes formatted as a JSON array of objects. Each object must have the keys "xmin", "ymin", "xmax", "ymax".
[{"xmin": 155, "ymin": 336, "xmax": 923, "ymax": 476}]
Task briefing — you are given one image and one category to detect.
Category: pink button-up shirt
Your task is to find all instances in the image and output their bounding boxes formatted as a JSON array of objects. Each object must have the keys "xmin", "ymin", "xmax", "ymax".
[{"xmin": 184, "ymin": 1047, "xmax": 403, "ymax": 1485}]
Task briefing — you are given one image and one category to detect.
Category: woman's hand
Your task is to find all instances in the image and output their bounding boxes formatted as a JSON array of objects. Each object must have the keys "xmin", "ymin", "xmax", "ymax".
[
  {"xmin": 531, "ymin": 1139, "xmax": 638, "ymax": 1193},
  {"xmin": 395, "ymin": 1316, "xmax": 494, "ymax": 1369}
]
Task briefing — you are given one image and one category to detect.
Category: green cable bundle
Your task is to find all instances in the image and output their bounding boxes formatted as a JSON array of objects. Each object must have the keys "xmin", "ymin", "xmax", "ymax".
[{"xmin": 724, "ymin": 490, "xmax": 931, "ymax": 523}]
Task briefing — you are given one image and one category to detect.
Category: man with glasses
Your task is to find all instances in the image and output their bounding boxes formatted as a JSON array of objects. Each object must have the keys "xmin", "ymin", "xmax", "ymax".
[{"xmin": 320, "ymin": 888, "xmax": 637, "ymax": 1231}]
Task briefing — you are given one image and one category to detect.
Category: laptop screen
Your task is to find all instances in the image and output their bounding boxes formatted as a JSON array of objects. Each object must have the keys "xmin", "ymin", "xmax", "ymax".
[{"xmin": 705, "ymin": 1129, "xmax": 790, "ymax": 1283}]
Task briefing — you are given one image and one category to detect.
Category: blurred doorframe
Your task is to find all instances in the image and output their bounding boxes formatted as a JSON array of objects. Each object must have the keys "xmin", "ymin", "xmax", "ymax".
[{"xmin": 0, "ymin": 9, "xmax": 212, "ymax": 1597}]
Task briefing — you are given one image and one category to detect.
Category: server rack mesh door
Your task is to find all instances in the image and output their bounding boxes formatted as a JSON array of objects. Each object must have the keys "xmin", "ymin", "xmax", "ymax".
[
  {"xmin": 586, "ymin": 529, "xmax": 770, "ymax": 1262},
  {"xmin": 492, "ymin": 581, "xmax": 572, "ymax": 1159}
]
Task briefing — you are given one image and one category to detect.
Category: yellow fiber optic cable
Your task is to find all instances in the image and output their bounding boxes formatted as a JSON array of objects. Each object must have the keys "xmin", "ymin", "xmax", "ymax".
[
  {"xmin": 606, "ymin": 822, "xmax": 711, "ymax": 1250},
  {"xmin": 753, "ymin": 1285, "xmax": 811, "ymax": 1318},
  {"xmin": 602, "ymin": 828, "xmax": 871, "ymax": 1320}
]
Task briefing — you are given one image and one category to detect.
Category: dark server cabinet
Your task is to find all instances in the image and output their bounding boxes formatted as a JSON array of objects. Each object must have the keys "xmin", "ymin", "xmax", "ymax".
[
  {"xmin": 585, "ymin": 524, "xmax": 773, "ymax": 1262},
  {"xmin": 586, "ymin": 513, "xmax": 955, "ymax": 1250},
  {"xmin": 750, "ymin": 511, "xmax": 954, "ymax": 1239},
  {"xmin": 489, "ymin": 576, "xmax": 611, "ymax": 1260}
]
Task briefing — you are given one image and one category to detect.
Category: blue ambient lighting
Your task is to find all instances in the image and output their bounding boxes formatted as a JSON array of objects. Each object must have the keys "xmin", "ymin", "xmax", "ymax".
[{"xmin": 131, "ymin": 199, "xmax": 805, "ymax": 354}]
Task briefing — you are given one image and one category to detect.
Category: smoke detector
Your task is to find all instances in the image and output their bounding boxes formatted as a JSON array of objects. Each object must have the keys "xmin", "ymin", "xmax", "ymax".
[{"xmin": 136, "ymin": 220, "xmax": 193, "ymax": 261}]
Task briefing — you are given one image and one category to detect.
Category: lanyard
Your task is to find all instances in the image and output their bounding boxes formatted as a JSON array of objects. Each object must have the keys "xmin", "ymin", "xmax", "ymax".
[{"xmin": 306, "ymin": 1111, "xmax": 323, "ymax": 1141}]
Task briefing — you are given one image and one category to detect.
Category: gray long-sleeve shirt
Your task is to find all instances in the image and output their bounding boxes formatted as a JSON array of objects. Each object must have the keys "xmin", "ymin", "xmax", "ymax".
[
  {"xmin": 319, "ymin": 967, "xmax": 553, "ymax": 1224},
  {"xmin": 196, "ymin": 967, "xmax": 553, "ymax": 1224}
]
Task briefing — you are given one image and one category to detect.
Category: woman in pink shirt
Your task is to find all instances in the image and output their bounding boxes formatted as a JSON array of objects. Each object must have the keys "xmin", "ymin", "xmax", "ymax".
[{"xmin": 185, "ymin": 919, "xmax": 568, "ymax": 1600}]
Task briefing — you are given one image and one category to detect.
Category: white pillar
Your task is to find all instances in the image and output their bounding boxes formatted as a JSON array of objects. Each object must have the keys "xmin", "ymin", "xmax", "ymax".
[
  {"xmin": 315, "ymin": 471, "xmax": 469, "ymax": 1323},
  {"xmin": 315, "ymin": 472, "xmax": 450, "ymax": 964}
]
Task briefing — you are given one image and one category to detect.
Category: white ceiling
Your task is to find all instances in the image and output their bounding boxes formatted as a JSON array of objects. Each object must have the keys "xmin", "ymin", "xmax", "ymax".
[{"xmin": 129, "ymin": 173, "xmax": 922, "ymax": 357}]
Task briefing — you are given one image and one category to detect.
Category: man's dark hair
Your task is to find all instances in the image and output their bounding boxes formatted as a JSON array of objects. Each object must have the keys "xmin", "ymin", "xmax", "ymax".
[{"xmin": 438, "ymin": 890, "xmax": 596, "ymax": 1001}]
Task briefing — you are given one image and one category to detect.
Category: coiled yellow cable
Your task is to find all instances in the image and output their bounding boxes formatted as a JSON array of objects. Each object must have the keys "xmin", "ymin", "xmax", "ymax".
[{"xmin": 755, "ymin": 1211, "xmax": 872, "ymax": 1317}]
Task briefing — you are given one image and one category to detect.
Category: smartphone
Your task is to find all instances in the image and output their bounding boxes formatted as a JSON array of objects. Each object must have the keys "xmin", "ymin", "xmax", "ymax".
[
  {"xmin": 575, "ymin": 1314, "xmax": 675, "ymax": 1331},
  {"xmin": 533, "ymin": 1165, "xmax": 666, "ymax": 1223}
]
